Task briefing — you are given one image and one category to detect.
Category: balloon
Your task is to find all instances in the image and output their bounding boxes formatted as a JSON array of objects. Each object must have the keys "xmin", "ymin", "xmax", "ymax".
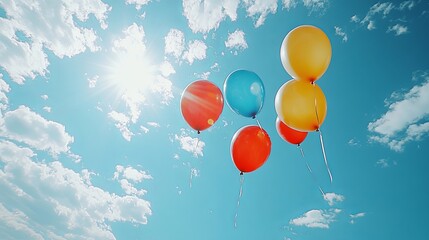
[
  {"xmin": 180, "ymin": 80, "xmax": 224, "ymax": 133},
  {"xmin": 276, "ymin": 117, "xmax": 308, "ymax": 145},
  {"xmin": 224, "ymin": 70, "xmax": 265, "ymax": 118},
  {"xmin": 275, "ymin": 79, "xmax": 327, "ymax": 132},
  {"xmin": 231, "ymin": 125, "xmax": 271, "ymax": 173},
  {"xmin": 280, "ymin": 25, "xmax": 331, "ymax": 82}
]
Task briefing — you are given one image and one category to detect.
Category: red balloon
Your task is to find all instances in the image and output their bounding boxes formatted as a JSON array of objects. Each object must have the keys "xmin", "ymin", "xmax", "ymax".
[
  {"xmin": 276, "ymin": 117, "xmax": 308, "ymax": 145},
  {"xmin": 231, "ymin": 125, "xmax": 271, "ymax": 173},
  {"xmin": 180, "ymin": 80, "xmax": 224, "ymax": 133}
]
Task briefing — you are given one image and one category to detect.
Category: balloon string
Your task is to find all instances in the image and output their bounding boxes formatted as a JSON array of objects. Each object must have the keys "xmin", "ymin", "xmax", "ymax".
[
  {"xmin": 318, "ymin": 129, "xmax": 333, "ymax": 183},
  {"xmin": 297, "ymin": 145, "xmax": 325, "ymax": 197},
  {"xmin": 312, "ymin": 83, "xmax": 332, "ymax": 183},
  {"xmin": 313, "ymin": 83, "xmax": 321, "ymax": 128},
  {"xmin": 234, "ymin": 173, "xmax": 245, "ymax": 229},
  {"xmin": 254, "ymin": 116, "xmax": 262, "ymax": 129}
]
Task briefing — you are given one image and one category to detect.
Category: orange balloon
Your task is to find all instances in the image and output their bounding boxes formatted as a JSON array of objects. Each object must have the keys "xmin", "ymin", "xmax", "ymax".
[
  {"xmin": 180, "ymin": 80, "xmax": 224, "ymax": 133},
  {"xmin": 275, "ymin": 79, "xmax": 327, "ymax": 132},
  {"xmin": 280, "ymin": 25, "xmax": 331, "ymax": 82},
  {"xmin": 231, "ymin": 125, "xmax": 271, "ymax": 173},
  {"xmin": 276, "ymin": 117, "xmax": 308, "ymax": 145}
]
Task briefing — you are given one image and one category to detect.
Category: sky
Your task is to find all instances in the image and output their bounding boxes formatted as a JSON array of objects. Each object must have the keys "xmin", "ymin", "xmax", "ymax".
[{"xmin": 0, "ymin": 0, "xmax": 429, "ymax": 239}]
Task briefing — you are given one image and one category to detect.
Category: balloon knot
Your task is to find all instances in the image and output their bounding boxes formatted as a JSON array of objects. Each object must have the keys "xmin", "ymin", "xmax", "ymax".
[
  {"xmin": 197, "ymin": 130, "xmax": 201, "ymax": 134},
  {"xmin": 240, "ymin": 172, "xmax": 244, "ymax": 175},
  {"xmin": 252, "ymin": 115, "xmax": 256, "ymax": 119}
]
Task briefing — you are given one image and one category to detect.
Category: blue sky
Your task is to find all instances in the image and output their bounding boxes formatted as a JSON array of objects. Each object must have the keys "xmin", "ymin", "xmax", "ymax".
[{"xmin": 0, "ymin": 0, "xmax": 429, "ymax": 239}]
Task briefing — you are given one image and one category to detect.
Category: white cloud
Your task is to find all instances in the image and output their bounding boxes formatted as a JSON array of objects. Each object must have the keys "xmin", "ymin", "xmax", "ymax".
[
  {"xmin": 350, "ymin": 15, "xmax": 360, "ymax": 22},
  {"xmin": 334, "ymin": 26, "xmax": 348, "ymax": 42},
  {"xmin": 88, "ymin": 75, "xmax": 99, "ymax": 88},
  {"xmin": 0, "ymin": 106, "xmax": 73, "ymax": 155},
  {"xmin": 282, "ymin": 0, "xmax": 297, "ymax": 10},
  {"xmin": 113, "ymin": 165, "xmax": 152, "ymax": 197},
  {"xmin": 290, "ymin": 209, "xmax": 341, "ymax": 229},
  {"xmin": 324, "ymin": 193, "xmax": 345, "ymax": 206},
  {"xmin": 225, "ymin": 29, "xmax": 248, "ymax": 50},
  {"xmin": 0, "ymin": 74, "xmax": 10, "ymax": 112},
  {"xmin": 195, "ymin": 71, "xmax": 211, "ymax": 79},
  {"xmin": 108, "ymin": 111, "xmax": 133, "ymax": 141},
  {"xmin": 40, "ymin": 94, "xmax": 48, "ymax": 100},
  {"xmin": 368, "ymin": 74, "xmax": 429, "ymax": 151},
  {"xmin": 0, "ymin": 19, "xmax": 48, "ymax": 84},
  {"xmin": 42, "ymin": 106, "xmax": 51, "ymax": 113},
  {"xmin": 113, "ymin": 23, "xmax": 147, "ymax": 54},
  {"xmin": 151, "ymin": 75, "xmax": 174, "ymax": 104},
  {"xmin": 387, "ymin": 24, "xmax": 408, "ymax": 36},
  {"xmin": 0, "ymin": 140, "xmax": 152, "ymax": 240},
  {"xmin": 182, "ymin": 0, "xmax": 240, "ymax": 33},
  {"xmin": 348, "ymin": 138, "xmax": 359, "ymax": 146},
  {"xmin": 367, "ymin": 20, "xmax": 376, "ymax": 30},
  {"xmin": 350, "ymin": 212, "xmax": 365, "ymax": 218},
  {"xmin": 360, "ymin": 2, "xmax": 394, "ymax": 31},
  {"xmin": 183, "ymin": 40, "xmax": 207, "ymax": 64},
  {"xmin": 114, "ymin": 165, "xmax": 152, "ymax": 183},
  {"xmin": 350, "ymin": 212, "xmax": 365, "ymax": 224},
  {"xmin": 0, "ymin": 0, "xmax": 110, "ymax": 83},
  {"xmin": 165, "ymin": 29, "xmax": 185, "ymax": 59},
  {"xmin": 376, "ymin": 159, "xmax": 389, "ymax": 168},
  {"xmin": 126, "ymin": 0, "xmax": 151, "ymax": 10},
  {"xmin": 399, "ymin": 1, "xmax": 415, "ymax": 10},
  {"xmin": 302, "ymin": 0, "xmax": 329, "ymax": 13},
  {"xmin": 160, "ymin": 61, "xmax": 176, "ymax": 77},
  {"xmin": 147, "ymin": 122, "xmax": 161, "ymax": 128},
  {"xmin": 243, "ymin": 0, "xmax": 278, "ymax": 28},
  {"xmin": 175, "ymin": 129, "xmax": 206, "ymax": 157}
]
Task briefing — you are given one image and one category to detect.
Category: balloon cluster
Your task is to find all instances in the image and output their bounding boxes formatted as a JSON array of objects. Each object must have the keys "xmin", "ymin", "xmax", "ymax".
[
  {"xmin": 180, "ymin": 25, "xmax": 332, "ymax": 178},
  {"xmin": 275, "ymin": 25, "xmax": 333, "ymax": 182}
]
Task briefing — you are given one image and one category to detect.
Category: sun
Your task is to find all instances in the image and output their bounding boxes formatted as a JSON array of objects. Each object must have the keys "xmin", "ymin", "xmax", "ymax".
[{"xmin": 106, "ymin": 51, "xmax": 156, "ymax": 97}]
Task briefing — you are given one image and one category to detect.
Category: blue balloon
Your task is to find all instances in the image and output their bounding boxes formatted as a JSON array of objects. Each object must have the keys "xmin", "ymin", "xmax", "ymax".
[{"xmin": 223, "ymin": 69, "xmax": 265, "ymax": 118}]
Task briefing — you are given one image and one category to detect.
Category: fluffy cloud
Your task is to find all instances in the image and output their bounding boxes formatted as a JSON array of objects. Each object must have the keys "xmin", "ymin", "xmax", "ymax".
[
  {"xmin": 387, "ymin": 24, "xmax": 408, "ymax": 36},
  {"xmin": 0, "ymin": 140, "xmax": 152, "ymax": 240},
  {"xmin": 109, "ymin": 111, "xmax": 133, "ymax": 141},
  {"xmin": 175, "ymin": 129, "xmax": 206, "ymax": 157},
  {"xmin": 290, "ymin": 209, "xmax": 341, "ymax": 229},
  {"xmin": 353, "ymin": 2, "xmax": 417, "ymax": 34},
  {"xmin": 126, "ymin": 0, "xmax": 151, "ymax": 10},
  {"xmin": 182, "ymin": 0, "xmax": 240, "ymax": 33},
  {"xmin": 0, "ymin": 106, "xmax": 73, "ymax": 155},
  {"xmin": 225, "ymin": 29, "xmax": 248, "ymax": 51},
  {"xmin": 183, "ymin": 40, "xmax": 207, "ymax": 64},
  {"xmin": 350, "ymin": 212, "xmax": 365, "ymax": 224},
  {"xmin": 399, "ymin": 0, "xmax": 415, "ymax": 10},
  {"xmin": 0, "ymin": 0, "xmax": 110, "ymax": 83},
  {"xmin": 334, "ymin": 26, "xmax": 348, "ymax": 42},
  {"xmin": 165, "ymin": 29, "xmax": 186, "ymax": 59},
  {"xmin": 368, "ymin": 73, "xmax": 429, "ymax": 151},
  {"xmin": 114, "ymin": 165, "xmax": 152, "ymax": 183},
  {"xmin": 113, "ymin": 165, "xmax": 152, "ymax": 197},
  {"xmin": 243, "ymin": 0, "xmax": 278, "ymax": 28},
  {"xmin": 324, "ymin": 192, "xmax": 345, "ymax": 206},
  {"xmin": 302, "ymin": 0, "xmax": 329, "ymax": 13},
  {"xmin": 0, "ymin": 74, "xmax": 10, "ymax": 112},
  {"xmin": 282, "ymin": 0, "xmax": 298, "ymax": 10}
]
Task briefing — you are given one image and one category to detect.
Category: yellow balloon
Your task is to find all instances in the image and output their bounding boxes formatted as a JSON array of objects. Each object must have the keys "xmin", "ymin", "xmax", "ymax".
[
  {"xmin": 275, "ymin": 79, "xmax": 327, "ymax": 132},
  {"xmin": 280, "ymin": 25, "xmax": 332, "ymax": 82}
]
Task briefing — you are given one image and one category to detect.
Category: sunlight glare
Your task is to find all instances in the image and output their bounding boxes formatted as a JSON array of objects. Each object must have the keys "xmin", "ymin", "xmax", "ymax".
[{"xmin": 108, "ymin": 52, "xmax": 156, "ymax": 96}]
